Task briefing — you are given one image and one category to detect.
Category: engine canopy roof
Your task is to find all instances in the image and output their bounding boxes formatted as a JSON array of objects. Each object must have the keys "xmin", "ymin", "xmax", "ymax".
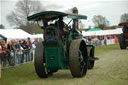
[{"xmin": 27, "ymin": 11, "xmax": 87, "ymax": 21}]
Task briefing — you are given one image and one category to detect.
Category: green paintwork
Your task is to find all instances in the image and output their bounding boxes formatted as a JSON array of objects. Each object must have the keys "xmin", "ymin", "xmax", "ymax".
[
  {"xmin": 44, "ymin": 41, "xmax": 67, "ymax": 69},
  {"xmin": 27, "ymin": 11, "xmax": 87, "ymax": 21},
  {"xmin": 45, "ymin": 47, "xmax": 67, "ymax": 69}
]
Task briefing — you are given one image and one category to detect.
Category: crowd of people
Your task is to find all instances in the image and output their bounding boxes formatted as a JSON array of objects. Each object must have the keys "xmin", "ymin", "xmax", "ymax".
[
  {"xmin": 86, "ymin": 35, "xmax": 119, "ymax": 46},
  {"xmin": 0, "ymin": 38, "xmax": 37, "ymax": 68}
]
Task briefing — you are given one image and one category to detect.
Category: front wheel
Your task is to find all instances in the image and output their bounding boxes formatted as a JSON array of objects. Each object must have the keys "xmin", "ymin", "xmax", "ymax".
[
  {"xmin": 69, "ymin": 40, "xmax": 88, "ymax": 77},
  {"xmin": 34, "ymin": 42, "xmax": 48, "ymax": 78}
]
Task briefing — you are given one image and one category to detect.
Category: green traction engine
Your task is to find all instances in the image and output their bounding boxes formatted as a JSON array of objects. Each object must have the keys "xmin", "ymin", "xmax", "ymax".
[{"xmin": 27, "ymin": 8, "xmax": 96, "ymax": 78}]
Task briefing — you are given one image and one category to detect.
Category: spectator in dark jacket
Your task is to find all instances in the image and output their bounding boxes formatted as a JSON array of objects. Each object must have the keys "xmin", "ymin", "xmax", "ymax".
[
  {"xmin": 20, "ymin": 40, "xmax": 29, "ymax": 62},
  {"xmin": 7, "ymin": 41, "xmax": 15, "ymax": 66},
  {"xmin": 27, "ymin": 37, "xmax": 32, "ymax": 61},
  {"xmin": 20, "ymin": 40, "xmax": 26, "ymax": 63}
]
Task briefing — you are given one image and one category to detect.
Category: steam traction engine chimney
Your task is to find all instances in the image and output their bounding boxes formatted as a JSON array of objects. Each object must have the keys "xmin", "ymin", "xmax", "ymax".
[{"xmin": 72, "ymin": 7, "xmax": 79, "ymax": 29}]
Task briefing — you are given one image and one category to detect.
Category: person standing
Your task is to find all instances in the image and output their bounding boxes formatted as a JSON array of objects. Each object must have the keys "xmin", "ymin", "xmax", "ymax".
[
  {"xmin": 31, "ymin": 41, "xmax": 37, "ymax": 61},
  {"xmin": 7, "ymin": 41, "xmax": 15, "ymax": 66},
  {"xmin": 0, "ymin": 40, "xmax": 7, "ymax": 67},
  {"xmin": 20, "ymin": 40, "xmax": 26, "ymax": 64},
  {"xmin": 27, "ymin": 38, "xmax": 32, "ymax": 61},
  {"xmin": 15, "ymin": 41, "xmax": 23, "ymax": 64}
]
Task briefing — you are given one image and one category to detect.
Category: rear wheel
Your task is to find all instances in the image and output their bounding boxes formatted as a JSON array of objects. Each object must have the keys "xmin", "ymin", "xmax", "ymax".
[
  {"xmin": 69, "ymin": 40, "xmax": 88, "ymax": 77},
  {"xmin": 88, "ymin": 48, "xmax": 95, "ymax": 69},
  {"xmin": 34, "ymin": 42, "xmax": 48, "ymax": 78},
  {"xmin": 119, "ymin": 34, "xmax": 126, "ymax": 49}
]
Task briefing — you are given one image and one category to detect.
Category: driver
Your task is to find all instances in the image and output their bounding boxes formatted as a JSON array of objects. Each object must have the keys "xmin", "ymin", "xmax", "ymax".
[{"xmin": 55, "ymin": 16, "xmax": 67, "ymax": 39}]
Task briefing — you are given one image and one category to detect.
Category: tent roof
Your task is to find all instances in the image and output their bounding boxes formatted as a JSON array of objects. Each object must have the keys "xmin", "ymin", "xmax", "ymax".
[
  {"xmin": 0, "ymin": 29, "xmax": 32, "ymax": 39},
  {"xmin": 82, "ymin": 28, "xmax": 122, "ymax": 36}
]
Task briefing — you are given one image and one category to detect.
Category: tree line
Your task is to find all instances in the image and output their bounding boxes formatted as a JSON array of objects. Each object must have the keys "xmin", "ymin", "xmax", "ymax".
[
  {"xmin": 92, "ymin": 13, "xmax": 128, "ymax": 30},
  {"xmin": 2, "ymin": 0, "xmax": 128, "ymax": 32}
]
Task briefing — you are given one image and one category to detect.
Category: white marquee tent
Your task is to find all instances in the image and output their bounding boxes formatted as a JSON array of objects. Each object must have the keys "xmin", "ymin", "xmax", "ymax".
[
  {"xmin": 0, "ymin": 29, "xmax": 44, "ymax": 42},
  {"xmin": 0, "ymin": 29, "xmax": 32, "ymax": 41},
  {"xmin": 82, "ymin": 28, "xmax": 123, "ymax": 36}
]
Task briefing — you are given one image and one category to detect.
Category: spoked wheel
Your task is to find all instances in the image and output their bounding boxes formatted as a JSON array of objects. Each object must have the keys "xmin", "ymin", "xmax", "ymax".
[
  {"xmin": 119, "ymin": 34, "xmax": 126, "ymax": 49},
  {"xmin": 34, "ymin": 42, "xmax": 48, "ymax": 78},
  {"xmin": 69, "ymin": 40, "xmax": 88, "ymax": 77},
  {"xmin": 88, "ymin": 47, "xmax": 95, "ymax": 69}
]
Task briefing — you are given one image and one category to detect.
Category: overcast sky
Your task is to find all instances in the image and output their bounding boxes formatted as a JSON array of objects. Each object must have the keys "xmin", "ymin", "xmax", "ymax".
[{"xmin": 0, "ymin": 0, "xmax": 128, "ymax": 29}]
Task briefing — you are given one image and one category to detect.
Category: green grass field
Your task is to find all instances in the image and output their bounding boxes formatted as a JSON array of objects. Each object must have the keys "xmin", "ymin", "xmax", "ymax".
[{"xmin": 0, "ymin": 44, "xmax": 128, "ymax": 85}]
